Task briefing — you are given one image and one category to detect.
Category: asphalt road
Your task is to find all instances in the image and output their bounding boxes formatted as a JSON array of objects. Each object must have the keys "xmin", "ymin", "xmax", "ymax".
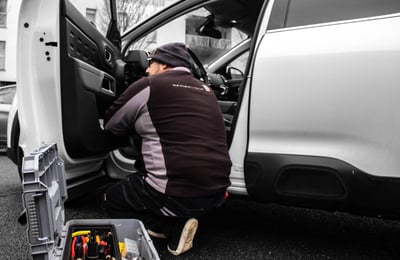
[{"xmin": 1, "ymin": 153, "xmax": 400, "ymax": 259}]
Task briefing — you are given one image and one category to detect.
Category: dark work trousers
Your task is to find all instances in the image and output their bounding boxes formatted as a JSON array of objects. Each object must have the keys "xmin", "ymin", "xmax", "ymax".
[{"xmin": 101, "ymin": 172, "xmax": 226, "ymax": 235}]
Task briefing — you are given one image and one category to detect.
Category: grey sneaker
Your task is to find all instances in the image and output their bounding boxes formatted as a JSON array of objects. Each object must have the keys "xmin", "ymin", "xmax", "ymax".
[{"xmin": 167, "ymin": 218, "xmax": 198, "ymax": 256}]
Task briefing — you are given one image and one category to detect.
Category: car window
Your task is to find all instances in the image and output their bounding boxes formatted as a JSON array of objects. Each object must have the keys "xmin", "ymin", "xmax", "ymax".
[
  {"xmin": 69, "ymin": 0, "xmax": 112, "ymax": 36},
  {"xmin": 69, "ymin": 0, "xmax": 181, "ymax": 36},
  {"xmin": 228, "ymin": 51, "xmax": 249, "ymax": 77},
  {"xmin": 116, "ymin": 0, "xmax": 180, "ymax": 35},
  {"xmin": 268, "ymin": 0, "xmax": 400, "ymax": 30},
  {"xmin": 0, "ymin": 86, "xmax": 16, "ymax": 104},
  {"xmin": 127, "ymin": 7, "xmax": 248, "ymax": 65}
]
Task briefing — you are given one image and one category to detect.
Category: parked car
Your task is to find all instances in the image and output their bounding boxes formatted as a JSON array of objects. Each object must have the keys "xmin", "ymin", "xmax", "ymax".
[
  {"xmin": 0, "ymin": 84, "xmax": 16, "ymax": 150},
  {"xmin": 8, "ymin": 0, "xmax": 400, "ymax": 218}
]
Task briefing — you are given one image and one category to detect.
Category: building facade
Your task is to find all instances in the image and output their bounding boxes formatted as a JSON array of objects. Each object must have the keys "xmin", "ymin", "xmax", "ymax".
[{"xmin": 0, "ymin": 0, "xmax": 21, "ymax": 86}]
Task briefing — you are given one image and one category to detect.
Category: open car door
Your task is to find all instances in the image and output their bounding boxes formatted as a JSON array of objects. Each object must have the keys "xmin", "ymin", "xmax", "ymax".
[
  {"xmin": 17, "ymin": 0, "xmax": 127, "ymax": 186},
  {"xmin": 59, "ymin": 0, "xmax": 126, "ymax": 158},
  {"xmin": 18, "ymin": 0, "xmax": 125, "ymax": 157}
]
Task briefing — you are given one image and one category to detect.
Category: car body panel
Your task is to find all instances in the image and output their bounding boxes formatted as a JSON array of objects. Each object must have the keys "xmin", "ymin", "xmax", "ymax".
[
  {"xmin": 241, "ymin": 7, "xmax": 400, "ymax": 216},
  {"xmin": 250, "ymin": 14, "xmax": 400, "ymax": 178}
]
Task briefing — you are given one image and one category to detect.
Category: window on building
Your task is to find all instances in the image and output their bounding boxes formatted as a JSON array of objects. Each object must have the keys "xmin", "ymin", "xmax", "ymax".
[
  {"xmin": 86, "ymin": 8, "xmax": 96, "ymax": 25},
  {"xmin": 118, "ymin": 11, "xmax": 127, "ymax": 32},
  {"xmin": 0, "ymin": 41, "xmax": 5, "ymax": 71},
  {"xmin": 146, "ymin": 31, "xmax": 157, "ymax": 44},
  {"xmin": 0, "ymin": 0, "xmax": 7, "ymax": 27}
]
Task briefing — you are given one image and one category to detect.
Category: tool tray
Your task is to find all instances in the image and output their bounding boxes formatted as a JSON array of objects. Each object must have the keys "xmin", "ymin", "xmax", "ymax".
[{"xmin": 21, "ymin": 143, "xmax": 159, "ymax": 260}]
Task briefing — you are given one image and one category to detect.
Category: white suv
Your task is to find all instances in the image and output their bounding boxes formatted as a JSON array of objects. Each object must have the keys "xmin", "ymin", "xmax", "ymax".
[{"xmin": 8, "ymin": 0, "xmax": 400, "ymax": 218}]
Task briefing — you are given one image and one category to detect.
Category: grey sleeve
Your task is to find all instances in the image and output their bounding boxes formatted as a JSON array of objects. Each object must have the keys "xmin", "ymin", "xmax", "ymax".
[{"xmin": 105, "ymin": 86, "xmax": 150, "ymax": 135}]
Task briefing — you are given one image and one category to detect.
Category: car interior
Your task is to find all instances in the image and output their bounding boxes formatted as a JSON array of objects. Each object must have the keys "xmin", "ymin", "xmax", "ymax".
[{"xmin": 59, "ymin": 0, "xmax": 265, "ymax": 159}]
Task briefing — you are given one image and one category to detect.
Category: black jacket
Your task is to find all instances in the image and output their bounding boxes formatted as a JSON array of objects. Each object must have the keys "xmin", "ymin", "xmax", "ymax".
[{"xmin": 104, "ymin": 68, "xmax": 231, "ymax": 197}]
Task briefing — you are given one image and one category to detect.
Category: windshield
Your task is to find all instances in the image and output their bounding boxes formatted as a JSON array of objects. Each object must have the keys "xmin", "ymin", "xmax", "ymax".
[
  {"xmin": 69, "ymin": 0, "xmax": 180, "ymax": 36},
  {"xmin": 124, "ymin": 5, "xmax": 249, "ymax": 65},
  {"xmin": 117, "ymin": 0, "xmax": 180, "ymax": 35}
]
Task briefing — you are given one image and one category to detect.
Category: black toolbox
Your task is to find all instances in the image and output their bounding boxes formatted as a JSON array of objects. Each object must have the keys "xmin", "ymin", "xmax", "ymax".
[{"xmin": 21, "ymin": 143, "xmax": 160, "ymax": 260}]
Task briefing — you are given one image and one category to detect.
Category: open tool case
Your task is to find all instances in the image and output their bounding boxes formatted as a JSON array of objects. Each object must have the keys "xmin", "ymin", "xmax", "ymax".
[{"xmin": 21, "ymin": 143, "xmax": 160, "ymax": 260}]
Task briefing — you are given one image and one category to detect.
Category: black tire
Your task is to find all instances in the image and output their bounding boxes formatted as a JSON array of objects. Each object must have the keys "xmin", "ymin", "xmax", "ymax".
[{"xmin": 8, "ymin": 113, "xmax": 23, "ymax": 180}]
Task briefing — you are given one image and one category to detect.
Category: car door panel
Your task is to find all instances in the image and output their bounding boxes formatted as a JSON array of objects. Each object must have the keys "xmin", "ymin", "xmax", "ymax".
[
  {"xmin": 60, "ymin": 0, "xmax": 124, "ymax": 158},
  {"xmin": 74, "ymin": 58, "xmax": 116, "ymax": 97}
]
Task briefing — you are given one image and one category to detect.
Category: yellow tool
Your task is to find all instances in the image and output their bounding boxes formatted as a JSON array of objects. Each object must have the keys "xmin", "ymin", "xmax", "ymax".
[{"xmin": 71, "ymin": 230, "xmax": 91, "ymax": 237}]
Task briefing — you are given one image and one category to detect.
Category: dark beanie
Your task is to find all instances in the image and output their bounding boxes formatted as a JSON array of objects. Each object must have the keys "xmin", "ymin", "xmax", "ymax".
[{"xmin": 148, "ymin": 42, "xmax": 191, "ymax": 68}]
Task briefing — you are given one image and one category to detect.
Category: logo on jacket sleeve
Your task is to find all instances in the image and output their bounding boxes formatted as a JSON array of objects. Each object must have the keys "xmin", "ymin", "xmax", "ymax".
[{"xmin": 172, "ymin": 83, "xmax": 211, "ymax": 92}]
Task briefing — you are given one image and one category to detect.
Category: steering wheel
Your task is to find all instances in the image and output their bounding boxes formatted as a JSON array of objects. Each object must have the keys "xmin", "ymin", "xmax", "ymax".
[{"xmin": 187, "ymin": 48, "xmax": 209, "ymax": 85}]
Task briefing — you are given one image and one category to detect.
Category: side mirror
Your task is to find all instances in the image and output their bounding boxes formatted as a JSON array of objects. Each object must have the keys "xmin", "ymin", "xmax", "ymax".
[{"xmin": 226, "ymin": 66, "xmax": 244, "ymax": 79}]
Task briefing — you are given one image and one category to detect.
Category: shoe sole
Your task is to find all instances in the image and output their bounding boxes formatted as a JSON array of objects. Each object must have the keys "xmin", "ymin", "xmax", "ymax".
[{"xmin": 167, "ymin": 218, "xmax": 198, "ymax": 256}]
